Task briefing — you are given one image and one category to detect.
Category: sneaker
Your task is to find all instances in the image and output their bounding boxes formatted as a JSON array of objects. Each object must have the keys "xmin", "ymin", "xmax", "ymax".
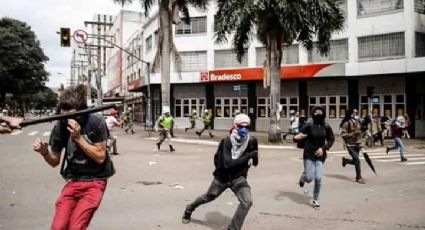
[
  {"xmin": 182, "ymin": 207, "xmax": 192, "ymax": 224},
  {"xmin": 312, "ymin": 200, "xmax": 320, "ymax": 208},
  {"xmin": 195, "ymin": 131, "xmax": 200, "ymax": 137},
  {"xmin": 386, "ymin": 147, "xmax": 389, "ymax": 154},
  {"xmin": 356, "ymin": 178, "xmax": 366, "ymax": 184},
  {"xmin": 401, "ymin": 157, "xmax": 408, "ymax": 162},
  {"xmin": 210, "ymin": 134, "xmax": 214, "ymax": 138},
  {"xmin": 185, "ymin": 128, "xmax": 188, "ymax": 132},
  {"xmin": 342, "ymin": 157, "xmax": 347, "ymax": 167},
  {"xmin": 298, "ymin": 171, "xmax": 305, "ymax": 188},
  {"xmin": 156, "ymin": 143, "xmax": 161, "ymax": 150},
  {"xmin": 132, "ymin": 130, "xmax": 135, "ymax": 134}
]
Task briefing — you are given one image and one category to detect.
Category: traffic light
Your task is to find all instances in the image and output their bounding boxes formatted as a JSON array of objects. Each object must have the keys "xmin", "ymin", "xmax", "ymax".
[
  {"xmin": 366, "ymin": 86, "xmax": 374, "ymax": 98},
  {"xmin": 60, "ymin": 28, "xmax": 71, "ymax": 47}
]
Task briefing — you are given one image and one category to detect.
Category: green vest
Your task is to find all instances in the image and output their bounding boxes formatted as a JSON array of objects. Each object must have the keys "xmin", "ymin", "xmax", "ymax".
[
  {"xmin": 203, "ymin": 114, "xmax": 212, "ymax": 124},
  {"xmin": 190, "ymin": 114, "xmax": 197, "ymax": 122},
  {"xmin": 161, "ymin": 116, "xmax": 173, "ymax": 129}
]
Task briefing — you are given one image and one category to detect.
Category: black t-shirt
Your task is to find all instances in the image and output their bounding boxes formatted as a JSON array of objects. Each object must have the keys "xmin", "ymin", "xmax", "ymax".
[
  {"xmin": 300, "ymin": 121, "xmax": 334, "ymax": 162},
  {"xmin": 49, "ymin": 114, "xmax": 115, "ymax": 180}
]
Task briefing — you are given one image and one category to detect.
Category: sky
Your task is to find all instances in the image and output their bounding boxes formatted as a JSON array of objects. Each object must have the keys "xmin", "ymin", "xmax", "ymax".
[{"xmin": 0, "ymin": 0, "xmax": 141, "ymax": 88}]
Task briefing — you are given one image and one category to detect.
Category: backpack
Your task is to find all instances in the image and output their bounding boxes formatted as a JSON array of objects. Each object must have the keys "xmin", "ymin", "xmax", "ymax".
[{"xmin": 59, "ymin": 114, "xmax": 115, "ymax": 179}]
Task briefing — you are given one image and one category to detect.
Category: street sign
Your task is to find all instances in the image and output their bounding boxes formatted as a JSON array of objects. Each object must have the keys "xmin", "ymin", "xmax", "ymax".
[
  {"xmin": 233, "ymin": 84, "xmax": 248, "ymax": 91},
  {"xmin": 73, "ymin": 30, "xmax": 88, "ymax": 43}
]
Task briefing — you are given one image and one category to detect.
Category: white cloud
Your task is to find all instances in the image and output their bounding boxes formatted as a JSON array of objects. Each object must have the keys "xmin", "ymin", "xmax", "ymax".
[{"xmin": 0, "ymin": 0, "xmax": 141, "ymax": 88}]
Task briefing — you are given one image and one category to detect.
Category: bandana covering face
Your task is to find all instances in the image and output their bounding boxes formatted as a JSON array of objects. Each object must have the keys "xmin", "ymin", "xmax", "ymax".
[{"xmin": 230, "ymin": 114, "xmax": 251, "ymax": 159}]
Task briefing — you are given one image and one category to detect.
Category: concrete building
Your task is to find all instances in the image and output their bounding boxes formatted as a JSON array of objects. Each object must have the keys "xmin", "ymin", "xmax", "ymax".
[
  {"xmin": 105, "ymin": 10, "xmax": 144, "ymax": 98},
  {"xmin": 122, "ymin": 0, "xmax": 425, "ymax": 137}
]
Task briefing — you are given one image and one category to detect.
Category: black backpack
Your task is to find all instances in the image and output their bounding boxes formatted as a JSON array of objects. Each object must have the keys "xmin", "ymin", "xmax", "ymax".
[
  {"xmin": 294, "ymin": 120, "xmax": 331, "ymax": 149},
  {"xmin": 59, "ymin": 114, "xmax": 115, "ymax": 179}
]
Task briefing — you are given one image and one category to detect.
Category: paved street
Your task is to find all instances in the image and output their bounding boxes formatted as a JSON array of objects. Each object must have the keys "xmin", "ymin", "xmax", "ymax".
[{"xmin": 1, "ymin": 123, "xmax": 425, "ymax": 230}]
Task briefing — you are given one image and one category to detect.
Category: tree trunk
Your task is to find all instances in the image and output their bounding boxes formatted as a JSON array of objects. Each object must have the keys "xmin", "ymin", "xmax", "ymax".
[
  {"xmin": 159, "ymin": 0, "xmax": 171, "ymax": 112},
  {"xmin": 268, "ymin": 33, "xmax": 283, "ymax": 143},
  {"xmin": 0, "ymin": 90, "xmax": 5, "ymax": 107}
]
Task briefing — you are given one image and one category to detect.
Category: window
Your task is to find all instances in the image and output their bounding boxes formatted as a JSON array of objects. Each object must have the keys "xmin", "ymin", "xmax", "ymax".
[
  {"xmin": 415, "ymin": 0, "xmax": 425, "ymax": 13},
  {"xmin": 180, "ymin": 51, "xmax": 207, "ymax": 72},
  {"xmin": 256, "ymin": 44, "xmax": 299, "ymax": 66},
  {"xmin": 257, "ymin": 97, "xmax": 270, "ymax": 118},
  {"xmin": 174, "ymin": 98, "xmax": 206, "ymax": 117},
  {"xmin": 279, "ymin": 97, "xmax": 299, "ymax": 118},
  {"xmin": 309, "ymin": 96, "xmax": 348, "ymax": 119},
  {"xmin": 308, "ymin": 39, "xmax": 348, "ymax": 63},
  {"xmin": 145, "ymin": 35, "xmax": 152, "ymax": 53},
  {"xmin": 215, "ymin": 97, "xmax": 248, "ymax": 118},
  {"xmin": 358, "ymin": 32, "xmax": 405, "ymax": 60},
  {"xmin": 175, "ymin": 17, "xmax": 207, "ymax": 35},
  {"xmin": 357, "ymin": 0, "xmax": 403, "ymax": 16},
  {"xmin": 416, "ymin": 32, "xmax": 425, "ymax": 57},
  {"xmin": 215, "ymin": 50, "xmax": 248, "ymax": 69},
  {"xmin": 359, "ymin": 94, "xmax": 405, "ymax": 118}
]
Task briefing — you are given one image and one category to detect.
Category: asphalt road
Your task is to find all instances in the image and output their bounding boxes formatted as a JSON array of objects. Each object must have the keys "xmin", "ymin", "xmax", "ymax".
[{"xmin": 1, "ymin": 123, "xmax": 425, "ymax": 230}]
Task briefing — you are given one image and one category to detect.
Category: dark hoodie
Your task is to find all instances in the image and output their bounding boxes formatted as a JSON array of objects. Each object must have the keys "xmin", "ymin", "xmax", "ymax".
[
  {"xmin": 213, "ymin": 136, "xmax": 258, "ymax": 183},
  {"xmin": 300, "ymin": 107, "xmax": 335, "ymax": 162}
]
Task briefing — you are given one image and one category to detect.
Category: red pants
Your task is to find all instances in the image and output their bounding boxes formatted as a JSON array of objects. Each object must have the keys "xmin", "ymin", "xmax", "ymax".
[{"xmin": 51, "ymin": 180, "xmax": 107, "ymax": 230}]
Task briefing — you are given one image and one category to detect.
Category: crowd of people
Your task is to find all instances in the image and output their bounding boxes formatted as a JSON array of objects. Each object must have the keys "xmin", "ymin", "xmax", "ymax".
[{"xmin": 1, "ymin": 85, "xmax": 414, "ymax": 229}]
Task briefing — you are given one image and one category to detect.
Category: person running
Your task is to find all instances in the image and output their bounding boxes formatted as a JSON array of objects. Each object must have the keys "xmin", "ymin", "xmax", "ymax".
[
  {"xmin": 282, "ymin": 110, "xmax": 299, "ymax": 140},
  {"xmin": 182, "ymin": 114, "xmax": 258, "ymax": 230},
  {"xmin": 340, "ymin": 108, "xmax": 366, "ymax": 184},
  {"xmin": 185, "ymin": 110, "xmax": 197, "ymax": 132},
  {"xmin": 124, "ymin": 107, "xmax": 135, "ymax": 134},
  {"xmin": 196, "ymin": 109, "xmax": 214, "ymax": 138},
  {"xmin": 386, "ymin": 115, "xmax": 408, "ymax": 162},
  {"xmin": 105, "ymin": 109, "xmax": 122, "ymax": 155},
  {"xmin": 155, "ymin": 108, "xmax": 176, "ymax": 152},
  {"xmin": 32, "ymin": 84, "xmax": 115, "ymax": 229},
  {"xmin": 294, "ymin": 106, "xmax": 334, "ymax": 208},
  {"xmin": 0, "ymin": 114, "xmax": 22, "ymax": 134}
]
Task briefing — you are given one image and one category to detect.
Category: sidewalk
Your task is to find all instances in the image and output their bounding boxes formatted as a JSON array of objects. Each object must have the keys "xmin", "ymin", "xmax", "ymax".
[{"xmin": 129, "ymin": 123, "xmax": 425, "ymax": 151}]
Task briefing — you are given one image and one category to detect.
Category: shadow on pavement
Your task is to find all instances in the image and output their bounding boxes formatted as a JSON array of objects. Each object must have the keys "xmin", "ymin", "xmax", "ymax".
[
  {"xmin": 190, "ymin": 211, "xmax": 231, "ymax": 230},
  {"xmin": 325, "ymin": 174, "xmax": 353, "ymax": 182},
  {"xmin": 274, "ymin": 191, "xmax": 310, "ymax": 206}
]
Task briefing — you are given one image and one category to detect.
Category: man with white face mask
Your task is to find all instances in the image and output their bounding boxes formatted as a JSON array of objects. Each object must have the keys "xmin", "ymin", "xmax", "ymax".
[{"xmin": 182, "ymin": 114, "xmax": 258, "ymax": 230}]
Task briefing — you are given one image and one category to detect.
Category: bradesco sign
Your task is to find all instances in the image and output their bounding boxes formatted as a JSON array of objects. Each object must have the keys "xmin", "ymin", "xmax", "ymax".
[{"xmin": 200, "ymin": 64, "xmax": 335, "ymax": 82}]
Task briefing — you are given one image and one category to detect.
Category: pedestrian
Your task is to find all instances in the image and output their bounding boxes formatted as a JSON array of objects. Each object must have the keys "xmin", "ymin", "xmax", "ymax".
[
  {"xmin": 185, "ymin": 110, "xmax": 197, "ymax": 132},
  {"xmin": 386, "ymin": 115, "xmax": 408, "ymax": 162},
  {"xmin": 182, "ymin": 114, "xmax": 258, "ymax": 230},
  {"xmin": 124, "ymin": 107, "xmax": 135, "ymax": 134},
  {"xmin": 105, "ymin": 109, "xmax": 122, "ymax": 155},
  {"xmin": 155, "ymin": 108, "xmax": 176, "ymax": 152},
  {"xmin": 340, "ymin": 108, "xmax": 366, "ymax": 184},
  {"xmin": 403, "ymin": 113, "xmax": 411, "ymax": 139},
  {"xmin": 196, "ymin": 109, "xmax": 214, "ymax": 138},
  {"xmin": 0, "ymin": 114, "xmax": 22, "ymax": 134},
  {"xmin": 370, "ymin": 114, "xmax": 383, "ymax": 146},
  {"xmin": 282, "ymin": 110, "xmax": 299, "ymax": 140},
  {"xmin": 32, "ymin": 84, "xmax": 115, "ymax": 230},
  {"xmin": 293, "ymin": 106, "xmax": 334, "ymax": 208}
]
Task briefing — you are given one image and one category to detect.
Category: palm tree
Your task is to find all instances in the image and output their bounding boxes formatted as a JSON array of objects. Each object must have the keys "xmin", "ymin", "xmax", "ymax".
[
  {"xmin": 113, "ymin": 0, "xmax": 208, "ymax": 111},
  {"xmin": 215, "ymin": 0, "xmax": 345, "ymax": 142}
]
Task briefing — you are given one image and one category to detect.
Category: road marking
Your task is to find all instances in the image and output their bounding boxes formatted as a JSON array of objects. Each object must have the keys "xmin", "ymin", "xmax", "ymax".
[
  {"xmin": 401, "ymin": 161, "xmax": 425, "ymax": 165},
  {"xmin": 329, "ymin": 149, "xmax": 384, "ymax": 154},
  {"xmin": 28, "ymin": 131, "xmax": 38, "ymax": 136},
  {"xmin": 378, "ymin": 157, "xmax": 425, "ymax": 163},
  {"xmin": 367, "ymin": 154, "xmax": 424, "ymax": 159},
  {"xmin": 11, "ymin": 130, "xmax": 23, "ymax": 135},
  {"xmin": 42, "ymin": 131, "xmax": 51, "ymax": 136},
  {"xmin": 145, "ymin": 137, "xmax": 296, "ymax": 149}
]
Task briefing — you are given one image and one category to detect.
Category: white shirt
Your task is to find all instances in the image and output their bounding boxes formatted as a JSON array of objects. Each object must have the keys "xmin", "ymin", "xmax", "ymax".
[
  {"xmin": 105, "ymin": 116, "xmax": 119, "ymax": 130},
  {"xmin": 290, "ymin": 116, "xmax": 299, "ymax": 129}
]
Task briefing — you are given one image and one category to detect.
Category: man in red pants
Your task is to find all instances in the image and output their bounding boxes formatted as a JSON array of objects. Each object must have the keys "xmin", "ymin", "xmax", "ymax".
[{"xmin": 33, "ymin": 84, "xmax": 115, "ymax": 230}]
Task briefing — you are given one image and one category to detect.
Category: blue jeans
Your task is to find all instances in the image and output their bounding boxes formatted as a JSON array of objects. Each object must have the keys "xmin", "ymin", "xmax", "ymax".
[
  {"xmin": 303, "ymin": 159, "xmax": 323, "ymax": 201},
  {"xmin": 389, "ymin": 137, "xmax": 406, "ymax": 158}
]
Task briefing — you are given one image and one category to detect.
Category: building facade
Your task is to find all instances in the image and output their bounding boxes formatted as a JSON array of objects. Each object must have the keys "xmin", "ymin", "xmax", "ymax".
[{"xmin": 119, "ymin": 0, "xmax": 425, "ymax": 137}]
